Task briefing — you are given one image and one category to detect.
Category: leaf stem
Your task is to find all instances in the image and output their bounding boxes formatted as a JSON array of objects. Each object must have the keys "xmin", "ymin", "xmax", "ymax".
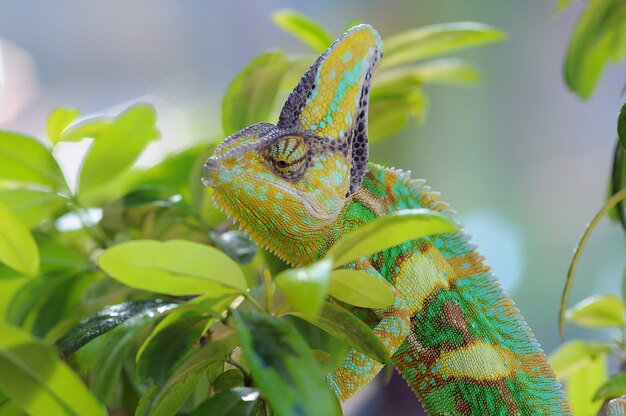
[
  {"xmin": 225, "ymin": 357, "xmax": 252, "ymax": 386},
  {"xmin": 559, "ymin": 188, "xmax": 626, "ymax": 339},
  {"xmin": 69, "ymin": 196, "xmax": 111, "ymax": 248},
  {"xmin": 243, "ymin": 292, "xmax": 264, "ymax": 312}
]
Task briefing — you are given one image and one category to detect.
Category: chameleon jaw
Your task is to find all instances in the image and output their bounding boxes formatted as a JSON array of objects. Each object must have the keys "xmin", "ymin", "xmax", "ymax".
[{"xmin": 210, "ymin": 190, "xmax": 301, "ymax": 266}]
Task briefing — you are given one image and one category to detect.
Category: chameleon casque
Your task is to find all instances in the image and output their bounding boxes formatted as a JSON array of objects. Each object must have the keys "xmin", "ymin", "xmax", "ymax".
[{"xmin": 201, "ymin": 24, "xmax": 620, "ymax": 415}]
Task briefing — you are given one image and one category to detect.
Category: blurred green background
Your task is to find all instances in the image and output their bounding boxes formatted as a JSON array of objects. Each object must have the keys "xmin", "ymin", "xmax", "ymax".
[{"xmin": 1, "ymin": 1, "xmax": 624, "ymax": 414}]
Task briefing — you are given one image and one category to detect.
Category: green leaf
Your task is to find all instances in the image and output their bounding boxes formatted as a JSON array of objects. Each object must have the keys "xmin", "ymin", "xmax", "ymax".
[
  {"xmin": 98, "ymin": 239, "xmax": 247, "ymax": 296},
  {"xmin": 222, "ymin": 51, "xmax": 288, "ymax": 136},
  {"xmin": 78, "ymin": 104, "xmax": 160, "ymax": 202},
  {"xmin": 46, "ymin": 107, "xmax": 80, "ymax": 145},
  {"xmin": 189, "ymin": 387, "xmax": 259, "ymax": 416},
  {"xmin": 566, "ymin": 351, "xmax": 607, "ymax": 416},
  {"xmin": 213, "ymin": 369, "xmax": 244, "ymax": 393},
  {"xmin": 0, "ymin": 131, "xmax": 67, "ymax": 190},
  {"xmin": 328, "ymin": 269, "xmax": 394, "ymax": 308},
  {"xmin": 136, "ymin": 334, "xmax": 237, "ymax": 416},
  {"xmin": 136, "ymin": 294, "xmax": 235, "ymax": 385},
  {"xmin": 6, "ymin": 273, "xmax": 76, "ymax": 328},
  {"xmin": 275, "ymin": 259, "xmax": 331, "ymax": 317},
  {"xmin": 92, "ymin": 318, "xmax": 152, "ymax": 403},
  {"xmin": 564, "ymin": 0, "xmax": 626, "ymax": 99},
  {"xmin": 187, "ymin": 144, "xmax": 218, "ymax": 213},
  {"xmin": 0, "ymin": 322, "xmax": 106, "ymax": 416},
  {"xmin": 549, "ymin": 340, "xmax": 611, "ymax": 379},
  {"xmin": 368, "ymin": 92, "xmax": 424, "ymax": 143},
  {"xmin": 287, "ymin": 301, "xmax": 390, "ymax": 365},
  {"xmin": 326, "ymin": 208, "xmax": 458, "ymax": 267},
  {"xmin": 0, "ymin": 189, "xmax": 67, "ymax": 228},
  {"xmin": 0, "ymin": 272, "xmax": 29, "ymax": 322},
  {"xmin": 233, "ymin": 310, "xmax": 339, "ymax": 416},
  {"xmin": 566, "ymin": 294, "xmax": 625, "ymax": 328},
  {"xmin": 211, "ymin": 230, "xmax": 257, "ymax": 264},
  {"xmin": 619, "ymin": 102, "xmax": 626, "ymax": 151},
  {"xmin": 284, "ymin": 315, "xmax": 349, "ymax": 374},
  {"xmin": 557, "ymin": 0, "xmax": 573, "ymax": 12},
  {"xmin": 272, "ymin": 9, "xmax": 334, "ymax": 54},
  {"xmin": 37, "ymin": 236, "xmax": 90, "ymax": 275},
  {"xmin": 594, "ymin": 372, "xmax": 626, "ymax": 401},
  {"xmin": 55, "ymin": 299, "xmax": 178, "ymax": 357},
  {"xmin": 376, "ymin": 59, "xmax": 480, "ymax": 88},
  {"xmin": 608, "ymin": 140, "xmax": 626, "ymax": 232},
  {"xmin": 0, "ymin": 401, "xmax": 22, "ymax": 416},
  {"xmin": 59, "ymin": 118, "xmax": 113, "ymax": 143},
  {"xmin": 382, "ymin": 22, "xmax": 506, "ymax": 69},
  {"xmin": 0, "ymin": 201, "xmax": 40, "ymax": 277}
]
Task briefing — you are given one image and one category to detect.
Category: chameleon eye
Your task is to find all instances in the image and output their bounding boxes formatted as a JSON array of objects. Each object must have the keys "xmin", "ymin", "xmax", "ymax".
[{"xmin": 266, "ymin": 136, "xmax": 309, "ymax": 179}]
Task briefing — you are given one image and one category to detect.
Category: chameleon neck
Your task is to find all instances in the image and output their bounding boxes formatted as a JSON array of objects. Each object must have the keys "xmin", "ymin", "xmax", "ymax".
[{"xmin": 330, "ymin": 164, "xmax": 570, "ymax": 415}]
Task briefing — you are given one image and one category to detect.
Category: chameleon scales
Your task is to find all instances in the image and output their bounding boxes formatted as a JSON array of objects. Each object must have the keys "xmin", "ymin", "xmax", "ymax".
[{"xmin": 202, "ymin": 24, "xmax": 626, "ymax": 415}]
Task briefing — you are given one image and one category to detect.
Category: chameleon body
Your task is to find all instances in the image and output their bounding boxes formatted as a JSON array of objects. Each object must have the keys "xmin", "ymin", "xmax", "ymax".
[{"xmin": 203, "ymin": 25, "xmax": 573, "ymax": 415}]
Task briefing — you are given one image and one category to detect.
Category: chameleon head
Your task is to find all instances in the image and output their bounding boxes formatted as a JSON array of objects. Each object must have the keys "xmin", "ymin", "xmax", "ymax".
[
  {"xmin": 202, "ymin": 24, "xmax": 383, "ymax": 259},
  {"xmin": 203, "ymin": 123, "xmax": 352, "ymax": 228}
]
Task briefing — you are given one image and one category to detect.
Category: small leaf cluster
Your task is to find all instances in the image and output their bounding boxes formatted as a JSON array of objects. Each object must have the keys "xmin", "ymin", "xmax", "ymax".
[
  {"xmin": 224, "ymin": 9, "xmax": 505, "ymax": 143},
  {"xmin": 553, "ymin": 4, "xmax": 626, "ymax": 412},
  {"xmin": 551, "ymin": 292, "xmax": 626, "ymax": 416},
  {"xmin": 0, "ymin": 10, "xmax": 489, "ymax": 416},
  {"xmin": 558, "ymin": 0, "xmax": 626, "ymax": 232},
  {"xmin": 559, "ymin": 0, "xmax": 626, "ymax": 100}
]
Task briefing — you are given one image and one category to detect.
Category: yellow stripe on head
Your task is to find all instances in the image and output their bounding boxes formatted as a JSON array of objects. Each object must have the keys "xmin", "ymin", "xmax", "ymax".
[{"xmin": 278, "ymin": 24, "xmax": 383, "ymax": 195}]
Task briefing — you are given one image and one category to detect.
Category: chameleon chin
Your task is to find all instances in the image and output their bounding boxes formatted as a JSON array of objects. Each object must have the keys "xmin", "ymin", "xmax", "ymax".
[{"xmin": 202, "ymin": 23, "xmax": 619, "ymax": 415}]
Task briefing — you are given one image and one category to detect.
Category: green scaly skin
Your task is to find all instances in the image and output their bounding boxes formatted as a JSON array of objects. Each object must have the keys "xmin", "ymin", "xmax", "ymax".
[{"xmin": 203, "ymin": 24, "xmax": 575, "ymax": 415}]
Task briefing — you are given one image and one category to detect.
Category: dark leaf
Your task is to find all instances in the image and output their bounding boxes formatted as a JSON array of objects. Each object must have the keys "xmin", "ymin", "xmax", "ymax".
[
  {"xmin": 284, "ymin": 315, "xmax": 349, "ymax": 374},
  {"xmin": 136, "ymin": 295, "xmax": 235, "ymax": 385},
  {"xmin": 608, "ymin": 140, "xmax": 626, "ymax": 232},
  {"xmin": 91, "ymin": 317, "xmax": 153, "ymax": 403},
  {"xmin": 594, "ymin": 372, "xmax": 626, "ymax": 401},
  {"xmin": 213, "ymin": 368, "xmax": 245, "ymax": 393},
  {"xmin": 287, "ymin": 302, "xmax": 390, "ymax": 365},
  {"xmin": 136, "ymin": 334, "xmax": 237, "ymax": 416},
  {"xmin": 189, "ymin": 387, "xmax": 260, "ymax": 416},
  {"xmin": 234, "ymin": 310, "xmax": 339, "ymax": 416},
  {"xmin": 55, "ymin": 299, "xmax": 177, "ymax": 356},
  {"xmin": 211, "ymin": 230, "xmax": 258, "ymax": 264},
  {"xmin": 618, "ymin": 102, "xmax": 626, "ymax": 150}
]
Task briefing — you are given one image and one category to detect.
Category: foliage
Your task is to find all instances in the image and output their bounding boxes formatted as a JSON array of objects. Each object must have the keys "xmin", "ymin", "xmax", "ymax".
[
  {"xmin": 0, "ymin": 10, "xmax": 489, "ymax": 416},
  {"xmin": 560, "ymin": 0, "xmax": 626, "ymax": 100},
  {"xmin": 553, "ymin": 3, "xmax": 626, "ymax": 412},
  {"xmin": 256, "ymin": 9, "xmax": 505, "ymax": 143}
]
